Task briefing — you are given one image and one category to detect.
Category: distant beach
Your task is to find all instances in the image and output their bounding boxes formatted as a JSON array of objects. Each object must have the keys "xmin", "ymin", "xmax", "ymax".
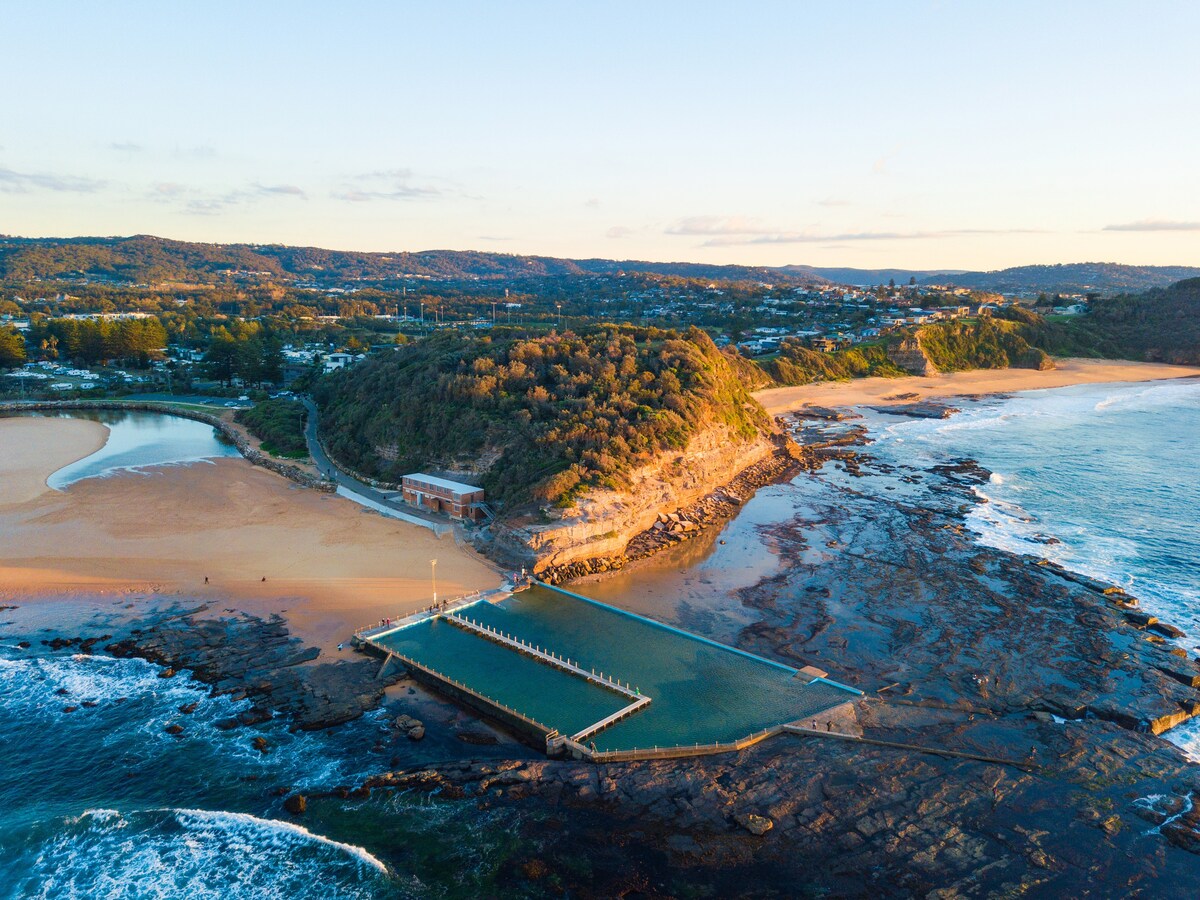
[
  {"xmin": 754, "ymin": 357, "xmax": 1200, "ymax": 415},
  {"xmin": 0, "ymin": 414, "xmax": 500, "ymax": 656}
]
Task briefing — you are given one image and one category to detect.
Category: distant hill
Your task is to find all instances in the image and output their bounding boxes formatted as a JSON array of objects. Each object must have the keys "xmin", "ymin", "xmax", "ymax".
[
  {"xmin": 2, "ymin": 235, "xmax": 1192, "ymax": 297},
  {"xmin": 778, "ymin": 266, "xmax": 965, "ymax": 287},
  {"xmin": 0, "ymin": 235, "xmax": 826, "ymax": 287},
  {"xmin": 916, "ymin": 263, "xmax": 1200, "ymax": 296},
  {"xmin": 781, "ymin": 262, "xmax": 1200, "ymax": 295}
]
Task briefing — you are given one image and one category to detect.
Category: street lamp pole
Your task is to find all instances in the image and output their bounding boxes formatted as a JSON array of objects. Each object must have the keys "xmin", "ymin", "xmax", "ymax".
[{"xmin": 431, "ymin": 558, "xmax": 438, "ymax": 607}]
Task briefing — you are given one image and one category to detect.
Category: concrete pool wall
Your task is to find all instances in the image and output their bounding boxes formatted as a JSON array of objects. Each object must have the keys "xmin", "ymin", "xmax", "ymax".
[{"xmin": 361, "ymin": 581, "xmax": 860, "ymax": 761}]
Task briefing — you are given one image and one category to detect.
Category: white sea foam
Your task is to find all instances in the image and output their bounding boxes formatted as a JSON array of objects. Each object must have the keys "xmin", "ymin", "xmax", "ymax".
[
  {"xmin": 173, "ymin": 808, "xmax": 389, "ymax": 874},
  {"xmin": 13, "ymin": 807, "xmax": 388, "ymax": 899}
]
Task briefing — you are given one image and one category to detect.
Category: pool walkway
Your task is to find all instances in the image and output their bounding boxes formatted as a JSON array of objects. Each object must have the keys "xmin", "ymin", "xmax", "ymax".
[
  {"xmin": 355, "ymin": 581, "xmax": 862, "ymax": 762},
  {"xmin": 441, "ymin": 610, "xmax": 653, "ymax": 742}
]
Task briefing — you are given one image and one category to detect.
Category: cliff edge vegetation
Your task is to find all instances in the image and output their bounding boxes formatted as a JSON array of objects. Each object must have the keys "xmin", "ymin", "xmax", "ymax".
[
  {"xmin": 314, "ymin": 325, "xmax": 772, "ymax": 513},
  {"xmin": 761, "ymin": 309, "xmax": 1054, "ymax": 387}
]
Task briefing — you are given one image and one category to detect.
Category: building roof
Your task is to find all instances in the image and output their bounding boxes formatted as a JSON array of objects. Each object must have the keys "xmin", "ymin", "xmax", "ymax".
[{"xmin": 402, "ymin": 473, "xmax": 483, "ymax": 496}]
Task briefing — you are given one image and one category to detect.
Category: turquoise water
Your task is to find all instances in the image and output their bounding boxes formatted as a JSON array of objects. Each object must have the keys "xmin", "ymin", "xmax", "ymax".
[
  {"xmin": 865, "ymin": 377, "xmax": 1200, "ymax": 753},
  {"xmin": 381, "ymin": 586, "xmax": 857, "ymax": 752},
  {"xmin": 27, "ymin": 410, "xmax": 241, "ymax": 489},
  {"xmin": 375, "ymin": 614, "xmax": 629, "ymax": 737}
]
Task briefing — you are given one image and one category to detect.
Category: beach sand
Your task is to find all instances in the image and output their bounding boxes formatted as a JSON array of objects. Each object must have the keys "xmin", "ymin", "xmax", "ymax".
[
  {"xmin": 753, "ymin": 357, "xmax": 1200, "ymax": 416},
  {"xmin": 0, "ymin": 416, "xmax": 500, "ymax": 654},
  {"xmin": 0, "ymin": 416, "xmax": 110, "ymax": 505}
]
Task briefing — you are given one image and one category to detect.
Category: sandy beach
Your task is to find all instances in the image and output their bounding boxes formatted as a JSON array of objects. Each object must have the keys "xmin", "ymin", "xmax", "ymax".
[
  {"xmin": 0, "ymin": 415, "xmax": 500, "ymax": 654},
  {"xmin": 753, "ymin": 357, "xmax": 1200, "ymax": 416}
]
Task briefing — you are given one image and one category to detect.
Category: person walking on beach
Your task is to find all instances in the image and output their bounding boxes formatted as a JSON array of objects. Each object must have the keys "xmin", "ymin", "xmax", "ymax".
[{"xmin": 204, "ymin": 576, "xmax": 208, "ymax": 584}]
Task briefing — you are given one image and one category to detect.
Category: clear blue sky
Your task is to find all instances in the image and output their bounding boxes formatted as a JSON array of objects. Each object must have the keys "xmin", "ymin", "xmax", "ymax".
[{"xmin": 3, "ymin": 1, "xmax": 1198, "ymax": 269}]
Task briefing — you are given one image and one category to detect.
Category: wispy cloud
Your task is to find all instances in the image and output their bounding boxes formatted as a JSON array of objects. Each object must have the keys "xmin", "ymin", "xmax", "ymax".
[
  {"xmin": 1103, "ymin": 219, "xmax": 1200, "ymax": 233},
  {"xmin": 0, "ymin": 166, "xmax": 106, "ymax": 193},
  {"xmin": 666, "ymin": 216, "xmax": 777, "ymax": 236},
  {"xmin": 606, "ymin": 225, "xmax": 634, "ymax": 239},
  {"xmin": 333, "ymin": 169, "xmax": 444, "ymax": 202},
  {"xmin": 255, "ymin": 183, "xmax": 306, "ymax": 199},
  {"xmin": 109, "ymin": 141, "xmax": 143, "ymax": 153}
]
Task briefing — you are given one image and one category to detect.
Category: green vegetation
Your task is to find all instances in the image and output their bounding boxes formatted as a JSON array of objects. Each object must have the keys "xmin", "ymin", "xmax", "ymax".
[
  {"xmin": 761, "ymin": 311, "xmax": 1054, "ymax": 386},
  {"xmin": 202, "ymin": 325, "xmax": 285, "ymax": 386},
  {"xmin": 315, "ymin": 325, "xmax": 770, "ymax": 510},
  {"xmin": 1029, "ymin": 278, "xmax": 1200, "ymax": 365},
  {"xmin": 27, "ymin": 317, "xmax": 167, "ymax": 367},
  {"xmin": 0, "ymin": 327, "xmax": 26, "ymax": 369},
  {"xmin": 761, "ymin": 340, "xmax": 908, "ymax": 386},
  {"xmin": 915, "ymin": 313, "xmax": 1053, "ymax": 372},
  {"xmin": 236, "ymin": 398, "xmax": 309, "ymax": 458}
]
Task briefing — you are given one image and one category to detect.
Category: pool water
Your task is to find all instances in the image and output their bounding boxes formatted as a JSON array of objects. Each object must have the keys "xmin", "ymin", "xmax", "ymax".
[{"xmin": 375, "ymin": 585, "xmax": 857, "ymax": 752}]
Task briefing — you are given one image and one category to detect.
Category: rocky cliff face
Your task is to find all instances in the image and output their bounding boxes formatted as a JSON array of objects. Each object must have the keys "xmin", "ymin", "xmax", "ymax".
[
  {"xmin": 886, "ymin": 337, "xmax": 939, "ymax": 376},
  {"xmin": 487, "ymin": 423, "xmax": 776, "ymax": 572}
]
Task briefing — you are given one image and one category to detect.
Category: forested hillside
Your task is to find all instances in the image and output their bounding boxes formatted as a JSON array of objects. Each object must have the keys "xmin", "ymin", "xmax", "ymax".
[
  {"xmin": 315, "ymin": 325, "xmax": 770, "ymax": 511},
  {"xmin": 0, "ymin": 235, "xmax": 815, "ymax": 287},
  {"xmin": 1039, "ymin": 278, "xmax": 1200, "ymax": 365}
]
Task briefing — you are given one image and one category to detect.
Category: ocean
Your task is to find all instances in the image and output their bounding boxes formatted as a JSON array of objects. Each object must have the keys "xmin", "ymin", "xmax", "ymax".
[{"xmin": 864, "ymin": 377, "xmax": 1200, "ymax": 754}]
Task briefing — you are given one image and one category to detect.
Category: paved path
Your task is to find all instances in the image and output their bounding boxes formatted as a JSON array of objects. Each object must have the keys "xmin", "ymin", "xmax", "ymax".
[{"xmin": 300, "ymin": 396, "xmax": 450, "ymax": 534}]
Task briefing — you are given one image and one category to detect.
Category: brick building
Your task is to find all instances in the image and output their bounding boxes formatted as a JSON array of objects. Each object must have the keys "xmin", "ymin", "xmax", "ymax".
[{"xmin": 401, "ymin": 473, "xmax": 486, "ymax": 521}]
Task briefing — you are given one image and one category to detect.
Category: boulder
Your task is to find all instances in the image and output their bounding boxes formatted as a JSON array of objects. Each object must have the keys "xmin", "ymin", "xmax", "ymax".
[
  {"xmin": 1150, "ymin": 622, "xmax": 1187, "ymax": 640},
  {"xmin": 283, "ymin": 794, "xmax": 307, "ymax": 815},
  {"xmin": 165, "ymin": 724, "xmax": 184, "ymax": 735},
  {"xmin": 736, "ymin": 813, "xmax": 774, "ymax": 836}
]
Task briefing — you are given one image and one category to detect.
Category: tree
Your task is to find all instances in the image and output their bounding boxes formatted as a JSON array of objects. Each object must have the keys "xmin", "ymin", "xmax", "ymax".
[
  {"xmin": 0, "ymin": 327, "xmax": 27, "ymax": 369},
  {"xmin": 203, "ymin": 336, "xmax": 240, "ymax": 385}
]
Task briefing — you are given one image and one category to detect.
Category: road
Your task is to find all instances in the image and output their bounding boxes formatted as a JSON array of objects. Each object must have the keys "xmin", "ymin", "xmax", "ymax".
[{"xmin": 300, "ymin": 396, "xmax": 450, "ymax": 534}]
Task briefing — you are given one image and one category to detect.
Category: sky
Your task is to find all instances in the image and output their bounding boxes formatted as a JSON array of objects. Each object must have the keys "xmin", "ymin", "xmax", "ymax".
[{"xmin": 3, "ymin": 1, "xmax": 1198, "ymax": 270}]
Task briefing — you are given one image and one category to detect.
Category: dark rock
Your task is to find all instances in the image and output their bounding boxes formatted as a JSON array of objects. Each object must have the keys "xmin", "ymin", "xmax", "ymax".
[
  {"xmin": 252, "ymin": 736, "xmax": 270, "ymax": 753},
  {"xmin": 1150, "ymin": 621, "xmax": 1187, "ymax": 639},
  {"xmin": 456, "ymin": 730, "xmax": 500, "ymax": 746},
  {"xmin": 178, "ymin": 702, "xmax": 199, "ymax": 715},
  {"xmin": 283, "ymin": 794, "xmax": 307, "ymax": 815},
  {"xmin": 165, "ymin": 724, "xmax": 184, "ymax": 735}
]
